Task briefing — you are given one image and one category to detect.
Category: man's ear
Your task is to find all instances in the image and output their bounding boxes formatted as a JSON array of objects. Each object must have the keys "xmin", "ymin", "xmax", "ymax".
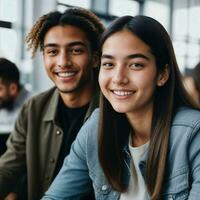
[
  {"xmin": 157, "ymin": 64, "xmax": 170, "ymax": 86},
  {"xmin": 9, "ymin": 83, "xmax": 18, "ymax": 96},
  {"xmin": 91, "ymin": 52, "xmax": 100, "ymax": 68}
]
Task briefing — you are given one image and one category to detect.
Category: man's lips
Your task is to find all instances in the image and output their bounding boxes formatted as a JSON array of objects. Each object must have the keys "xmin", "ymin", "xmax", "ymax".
[{"xmin": 55, "ymin": 71, "xmax": 77, "ymax": 78}]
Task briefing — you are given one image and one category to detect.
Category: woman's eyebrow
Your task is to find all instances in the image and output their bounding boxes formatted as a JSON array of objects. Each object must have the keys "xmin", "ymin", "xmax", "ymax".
[
  {"xmin": 127, "ymin": 53, "xmax": 150, "ymax": 60},
  {"xmin": 101, "ymin": 53, "xmax": 150, "ymax": 60}
]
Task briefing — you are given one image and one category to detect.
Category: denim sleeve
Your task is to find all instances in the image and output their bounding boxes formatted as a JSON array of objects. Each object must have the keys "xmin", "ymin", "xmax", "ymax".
[
  {"xmin": 188, "ymin": 124, "xmax": 200, "ymax": 199},
  {"xmin": 41, "ymin": 111, "xmax": 98, "ymax": 200}
]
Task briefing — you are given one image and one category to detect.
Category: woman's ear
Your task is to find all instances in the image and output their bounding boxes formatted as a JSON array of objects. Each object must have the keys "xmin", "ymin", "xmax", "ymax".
[{"xmin": 157, "ymin": 64, "xmax": 170, "ymax": 86}]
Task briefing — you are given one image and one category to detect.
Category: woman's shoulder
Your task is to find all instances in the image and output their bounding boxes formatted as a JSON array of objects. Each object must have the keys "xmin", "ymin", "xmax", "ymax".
[
  {"xmin": 169, "ymin": 106, "xmax": 200, "ymax": 149},
  {"xmin": 172, "ymin": 106, "xmax": 200, "ymax": 128},
  {"xmin": 168, "ymin": 107, "xmax": 200, "ymax": 179}
]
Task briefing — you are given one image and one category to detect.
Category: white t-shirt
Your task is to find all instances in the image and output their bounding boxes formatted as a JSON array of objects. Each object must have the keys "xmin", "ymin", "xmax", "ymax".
[{"xmin": 120, "ymin": 140, "xmax": 149, "ymax": 200}]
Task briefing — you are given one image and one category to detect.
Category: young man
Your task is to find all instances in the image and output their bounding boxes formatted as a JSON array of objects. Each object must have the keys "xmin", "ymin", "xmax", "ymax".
[
  {"xmin": 0, "ymin": 7, "xmax": 104, "ymax": 200},
  {"xmin": 0, "ymin": 58, "xmax": 31, "ymax": 155}
]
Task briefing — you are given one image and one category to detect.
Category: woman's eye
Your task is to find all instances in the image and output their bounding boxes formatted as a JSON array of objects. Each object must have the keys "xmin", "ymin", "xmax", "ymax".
[{"xmin": 102, "ymin": 63, "xmax": 113, "ymax": 68}]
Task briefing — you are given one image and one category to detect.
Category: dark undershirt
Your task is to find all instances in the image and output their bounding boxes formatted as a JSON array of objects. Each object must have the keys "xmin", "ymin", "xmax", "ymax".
[{"xmin": 53, "ymin": 97, "xmax": 89, "ymax": 178}]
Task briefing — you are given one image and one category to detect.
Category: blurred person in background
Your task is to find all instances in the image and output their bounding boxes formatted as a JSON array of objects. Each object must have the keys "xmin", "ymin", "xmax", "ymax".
[
  {"xmin": 183, "ymin": 62, "xmax": 200, "ymax": 107},
  {"xmin": 0, "ymin": 57, "xmax": 31, "ymax": 155},
  {"xmin": 0, "ymin": 6, "xmax": 104, "ymax": 200}
]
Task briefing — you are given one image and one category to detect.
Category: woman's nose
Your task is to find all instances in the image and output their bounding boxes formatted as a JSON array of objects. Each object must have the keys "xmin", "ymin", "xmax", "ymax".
[{"xmin": 112, "ymin": 67, "xmax": 128, "ymax": 85}]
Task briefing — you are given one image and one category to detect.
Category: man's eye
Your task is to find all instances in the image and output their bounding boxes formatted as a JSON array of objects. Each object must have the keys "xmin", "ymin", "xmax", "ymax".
[
  {"xmin": 46, "ymin": 49, "xmax": 58, "ymax": 56},
  {"xmin": 130, "ymin": 63, "xmax": 143, "ymax": 69},
  {"xmin": 71, "ymin": 48, "xmax": 84, "ymax": 55}
]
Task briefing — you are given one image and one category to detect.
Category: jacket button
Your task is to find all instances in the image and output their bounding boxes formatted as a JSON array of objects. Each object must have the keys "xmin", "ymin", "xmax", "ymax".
[
  {"xmin": 49, "ymin": 158, "xmax": 55, "ymax": 163},
  {"xmin": 101, "ymin": 185, "xmax": 108, "ymax": 191},
  {"xmin": 56, "ymin": 130, "xmax": 61, "ymax": 135}
]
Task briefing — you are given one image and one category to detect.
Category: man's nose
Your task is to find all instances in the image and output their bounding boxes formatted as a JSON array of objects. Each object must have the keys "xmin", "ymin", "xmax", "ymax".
[{"xmin": 57, "ymin": 51, "xmax": 72, "ymax": 68}]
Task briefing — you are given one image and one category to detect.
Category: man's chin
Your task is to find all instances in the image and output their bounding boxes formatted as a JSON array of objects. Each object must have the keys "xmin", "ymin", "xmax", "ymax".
[
  {"xmin": 56, "ymin": 79, "xmax": 89, "ymax": 94},
  {"xmin": 57, "ymin": 84, "xmax": 85, "ymax": 94},
  {"xmin": 58, "ymin": 87, "xmax": 77, "ymax": 94}
]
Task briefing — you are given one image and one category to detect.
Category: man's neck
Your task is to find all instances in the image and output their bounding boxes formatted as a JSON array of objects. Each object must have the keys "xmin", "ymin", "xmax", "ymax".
[{"xmin": 59, "ymin": 84, "xmax": 94, "ymax": 108}]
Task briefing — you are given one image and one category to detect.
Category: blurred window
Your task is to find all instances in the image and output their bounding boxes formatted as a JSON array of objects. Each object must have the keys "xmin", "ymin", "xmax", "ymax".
[
  {"xmin": 0, "ymin": 0, "xmax": 18, "ymax": 22},
  {"xmin": 143, "ymin": 0, "xmax": 170, "ymax": 30},
  {"xmin": 57, "ymin": 0, "xmax": 141, "ymax": 26},
  {"xmin": 57, "ymin": 0, "xmax": 91, "ymax": 10},
  {"xmin": 173, "ymin": 0, "xmax": 200, "ymax": 72},
  {"xmin": 0, "ymin": 27, "xmax": 17, "ymax": 60},
  {"xmin": 109, "ymin": 0, "xmax": 139, "ymax": 16},
  {"xmin": 0, "ymin": 0, "xmax": 19, "ymax": 61}
]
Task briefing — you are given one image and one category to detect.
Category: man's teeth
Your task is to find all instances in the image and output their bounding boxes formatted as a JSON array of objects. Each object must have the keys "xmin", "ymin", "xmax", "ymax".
[
  {"xmin": 113, "ymin": 90, "xmax": 133, "ymax": 96},
  {"xmin": 57, "ymin": 72, "xmax": 76, "ymax": 77}
]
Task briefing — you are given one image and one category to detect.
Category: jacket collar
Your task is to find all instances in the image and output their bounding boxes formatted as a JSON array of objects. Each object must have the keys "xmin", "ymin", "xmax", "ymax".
[{"xmin": 43, "ymin": 88, "xmax": 59, "ymax": 122}]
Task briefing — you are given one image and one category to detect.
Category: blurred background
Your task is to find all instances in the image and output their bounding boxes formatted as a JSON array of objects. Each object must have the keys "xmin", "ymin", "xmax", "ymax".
[{"xmin": 0, "ymin": 0, "xmax": 200, "ymax": 94}]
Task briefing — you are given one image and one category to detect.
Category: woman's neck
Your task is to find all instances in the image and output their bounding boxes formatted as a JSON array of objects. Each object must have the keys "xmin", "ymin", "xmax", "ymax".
[{"xmin": 126, "ymin": 106, "xmax": 153, "ymax": 147}]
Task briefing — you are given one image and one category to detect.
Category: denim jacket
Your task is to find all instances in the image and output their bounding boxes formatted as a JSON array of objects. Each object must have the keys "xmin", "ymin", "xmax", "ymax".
[{"xmin": 42, "ymin": 107, "xmax": 200, "ymax": 200}]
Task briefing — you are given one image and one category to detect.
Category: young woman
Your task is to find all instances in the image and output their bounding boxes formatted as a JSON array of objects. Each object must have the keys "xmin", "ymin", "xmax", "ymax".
[{"xmin": 42, "ymin": 15, "xmax": 200, "ymax": 200}]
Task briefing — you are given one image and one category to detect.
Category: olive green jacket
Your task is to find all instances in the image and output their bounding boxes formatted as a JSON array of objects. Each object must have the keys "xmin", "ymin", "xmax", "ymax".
[{"xmin": 0, "ymin": 87, "xmax": 99, "ymax": 200}]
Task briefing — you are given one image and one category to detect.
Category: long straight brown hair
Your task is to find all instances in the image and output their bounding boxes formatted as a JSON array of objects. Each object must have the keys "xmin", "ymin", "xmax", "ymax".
[{"xmin": 98, "ymin": 15, "xmax": 199, "ymax": 200}]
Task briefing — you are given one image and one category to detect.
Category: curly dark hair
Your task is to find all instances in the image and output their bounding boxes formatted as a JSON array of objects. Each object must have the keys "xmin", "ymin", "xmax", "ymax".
[{"xmin": 26, "ymin": 7, "xmax": 105, "ymax": 57}]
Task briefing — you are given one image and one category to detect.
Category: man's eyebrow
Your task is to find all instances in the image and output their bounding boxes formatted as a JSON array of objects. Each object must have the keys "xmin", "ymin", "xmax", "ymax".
[
  {"xmin": 43, "ymin": 43, "xmax": 58, "ymax": 49},
  {"xmin": 101, "ymin": 53, "xmax": 150, "ymax": 60},
  {"xmin": 68, "ymin": 41, "xmax": 87, "ymax": 47},
  {"xmin": 43, "ymin": 41, "xmax": 87, "ymax": 49}
]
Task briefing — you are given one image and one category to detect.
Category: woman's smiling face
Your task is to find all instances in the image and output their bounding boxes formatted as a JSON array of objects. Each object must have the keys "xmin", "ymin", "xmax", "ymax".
[{"xmin": 99, "ymin": 30, "xmax": 162, "ymax": 116}]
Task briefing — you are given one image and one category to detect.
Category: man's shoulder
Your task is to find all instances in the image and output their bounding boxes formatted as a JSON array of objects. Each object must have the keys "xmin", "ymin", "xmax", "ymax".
[
  {"xmin": 29, "ymin": 87, "xmax": 57, "ymax": 100},
  {"xmin": 25, "ymin": 87, "xmax": 59, "ymax": 108}
]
